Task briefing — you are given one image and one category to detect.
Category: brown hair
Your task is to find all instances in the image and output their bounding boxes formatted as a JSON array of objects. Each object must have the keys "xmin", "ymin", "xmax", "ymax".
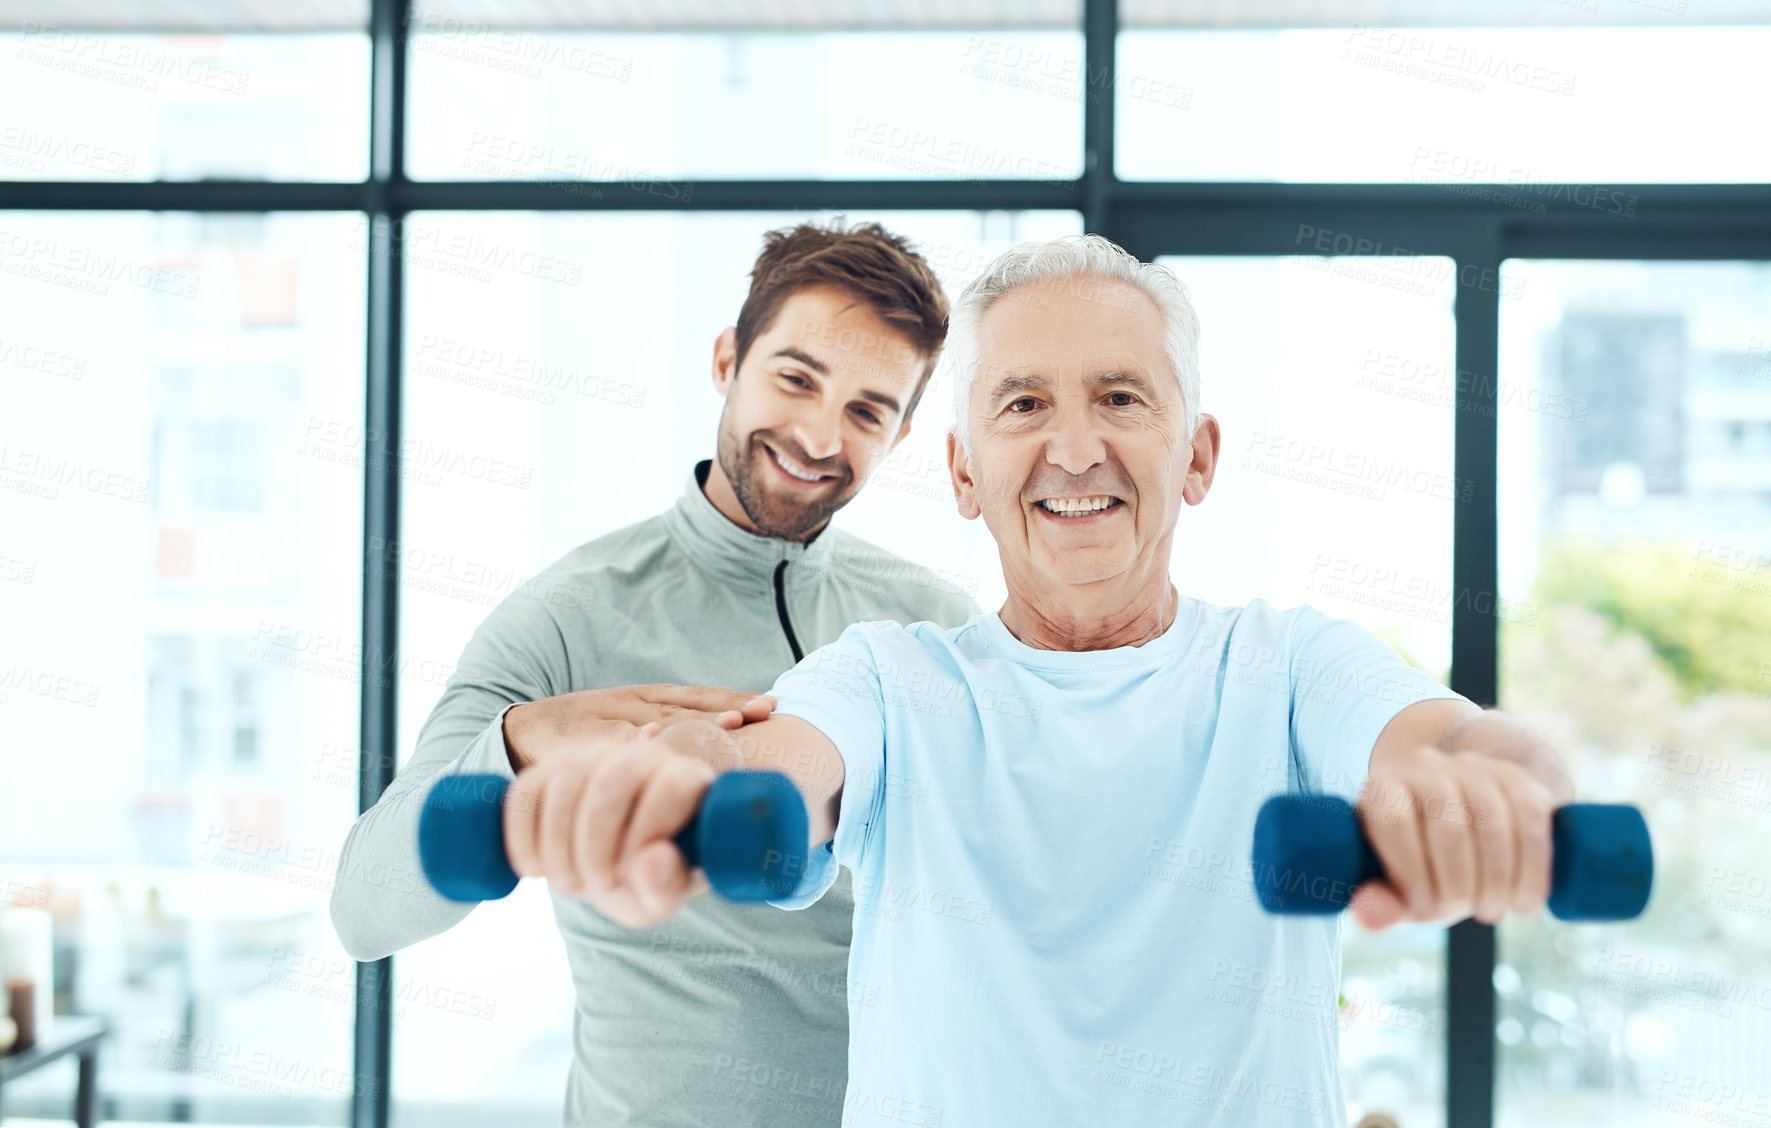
[{"xmin": 733, "ymin": 219, "xmax": 949, "ymax": 423}]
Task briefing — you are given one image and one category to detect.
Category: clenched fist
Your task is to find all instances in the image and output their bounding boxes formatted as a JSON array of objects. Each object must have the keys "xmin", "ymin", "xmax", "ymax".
[
  {"xmin": 1353, "ymin": 743, "xmax": 1564, "ymax": 930},
  {"xmin": 502, "ymin": 720, "xmax": 748, "ymax": 927}
]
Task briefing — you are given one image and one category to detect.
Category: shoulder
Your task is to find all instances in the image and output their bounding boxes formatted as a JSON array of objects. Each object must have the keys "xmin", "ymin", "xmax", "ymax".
[
  {"xmin": 1188, "ymin": 593, "xmax": 1293, "ymax": 634},
  {"xmin": 818, "ymin": 528, "xmax": 983, "ymax": 628},
  {"xmin": 485, "ymin": 512, "xmax": 675, "ymax": 626},
  {"xmin": 1186, "ymin": 595, "xmax": 1324, "ymax": 653},
  {"xmin": 814, "ymin": 615, "xmax": 969, "ymax": 666}
]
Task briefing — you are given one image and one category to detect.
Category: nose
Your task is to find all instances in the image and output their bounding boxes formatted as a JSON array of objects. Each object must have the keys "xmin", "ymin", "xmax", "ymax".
[
  {"xmin": 1043, "ymin": 399, "xmax": 1107, "ymax": 478},
  {"xmin": 789, "ymin": 400, "xmax": 845, "ymax": 464}
]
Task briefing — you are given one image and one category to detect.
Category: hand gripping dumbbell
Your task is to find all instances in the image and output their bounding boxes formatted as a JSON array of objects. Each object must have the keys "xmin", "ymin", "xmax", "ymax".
[
  {"xmin": 418, "ymin": 770, "xmax": 811, "ymax": 904},
  {"xmin": 1251, "ymin": 794, "xmax": 1653, "ymax": 921}
]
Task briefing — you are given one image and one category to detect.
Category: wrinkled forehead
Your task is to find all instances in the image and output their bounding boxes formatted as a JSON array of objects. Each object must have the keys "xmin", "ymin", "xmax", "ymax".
[{"xmin": 975, "ymin": 274, "xmax": 1169, "ymax": 378}]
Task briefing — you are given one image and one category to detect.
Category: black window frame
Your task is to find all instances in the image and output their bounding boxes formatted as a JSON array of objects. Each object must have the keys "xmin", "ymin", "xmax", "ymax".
[{"xmin": 5, "ymin": 1, "xmax": 1769, "ymax": 1125}]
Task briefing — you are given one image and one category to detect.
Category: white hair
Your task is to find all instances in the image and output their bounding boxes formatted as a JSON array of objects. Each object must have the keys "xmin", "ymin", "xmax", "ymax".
[{"xmin": 944, "ymin": 234, "xmax": 1201, "ymax": 454}]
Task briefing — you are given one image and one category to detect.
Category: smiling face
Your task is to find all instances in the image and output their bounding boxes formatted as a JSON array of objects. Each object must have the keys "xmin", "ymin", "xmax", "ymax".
[
  {"xmin": 706, "ymin": 284, "xmax": 925, "ymax": 541},
  {"xmin": 948, "ymin": 273, "xmax": 1219, "ymax": 619}
]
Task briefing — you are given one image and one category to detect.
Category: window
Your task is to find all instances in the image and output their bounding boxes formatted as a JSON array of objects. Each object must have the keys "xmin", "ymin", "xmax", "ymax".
[
  {"xmin": 407, "ymin": 29, "xmax": 1085, "ymax": 182},
  {"xmin": 0, "ymin": 211, "xmax": 365, "ymax": 1122},
  {"xmin": 1495, "ymin": 260, "xmax": 1771, "ymax": 1127},
  {"xmin": 4, "ymin": 5, "xmax": 1766, "ymax": 1126},
  {"xmin": 0, "ymin": 32, "xmax": 370, "ymax": 182},
  {"xmin": 1118, "ymin": 28, "xmax": 1771, "ymax": 183}
]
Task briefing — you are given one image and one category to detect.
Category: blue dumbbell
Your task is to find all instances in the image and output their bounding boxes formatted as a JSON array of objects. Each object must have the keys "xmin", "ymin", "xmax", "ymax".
[
  {"xmin": 418, "ymin": 770, "xmax": 810, "ymax": 904},
  {"xmin": 1252, "ymin": 794, "xmax": 1653, "ymax": 921}
]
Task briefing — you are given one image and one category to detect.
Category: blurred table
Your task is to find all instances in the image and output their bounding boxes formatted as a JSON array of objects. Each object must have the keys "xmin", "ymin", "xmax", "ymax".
[{"xmin": 0, "ymin": 1015, "xmax": 110, "ymax": 1126}]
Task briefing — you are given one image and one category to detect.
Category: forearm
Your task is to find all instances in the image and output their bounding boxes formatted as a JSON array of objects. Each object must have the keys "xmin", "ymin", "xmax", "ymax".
[
  {"xmin": 735, "ymin": 716, "xmax": 845, "ymax": 844},
  {"xmin": 502, "ymin": 698, "xmax": 549, "ymax": 771},
  {"xmin": 661, "ymin": 714, "xmax": 846, "ymax": 845},
  {"xmin": 1438, "ymin": 708, "xmax": 1576, "ymax": 803},
  {"xmin": 330, "ymin": 703, "xmax": 515, "ymax": 960}
]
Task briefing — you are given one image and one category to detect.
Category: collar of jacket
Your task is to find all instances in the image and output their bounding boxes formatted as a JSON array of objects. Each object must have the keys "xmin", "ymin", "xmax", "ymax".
[{"xmin": 663, "ymin": 459, "xmax": 840, "ymax": 590}]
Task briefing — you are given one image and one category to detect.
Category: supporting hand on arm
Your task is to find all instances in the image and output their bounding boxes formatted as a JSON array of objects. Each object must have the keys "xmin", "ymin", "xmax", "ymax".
[{"xmin": 501, "ymin": 684, "xmax": 778, "ymax": 770}]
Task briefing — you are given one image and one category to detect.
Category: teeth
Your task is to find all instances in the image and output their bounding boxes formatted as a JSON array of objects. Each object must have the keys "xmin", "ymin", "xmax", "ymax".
[
  {"xmin": 770, "ymin": 446, "xmax": 827, "ymax": 482},
  {"xmin": 1038, "ymin": 496, "xmax": 1117, "ymax": 515}
]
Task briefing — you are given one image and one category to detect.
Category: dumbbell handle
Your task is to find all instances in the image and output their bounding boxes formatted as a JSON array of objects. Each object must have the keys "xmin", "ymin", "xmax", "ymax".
[
  {"xmin": 1252, "ymin": 795, "xmax": 1653, "ymax": 921},
  {"xmin": 418, "ymin": 770, "xmax": 810, "ymax": 904}
]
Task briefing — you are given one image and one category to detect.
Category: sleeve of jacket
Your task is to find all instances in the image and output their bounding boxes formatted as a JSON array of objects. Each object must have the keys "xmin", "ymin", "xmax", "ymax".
[{"xmin": 328, "ymin": 579, "xmax": 573, "ymax": 962}]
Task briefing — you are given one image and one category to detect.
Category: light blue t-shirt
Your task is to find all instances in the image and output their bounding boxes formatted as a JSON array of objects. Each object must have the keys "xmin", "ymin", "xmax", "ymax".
[{"xmin": 765, "ymin": 592, "xmax": 1468, "ymax": 1127}]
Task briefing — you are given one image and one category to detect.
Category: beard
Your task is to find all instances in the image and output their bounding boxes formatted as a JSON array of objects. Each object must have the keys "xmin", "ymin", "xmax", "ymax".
[{"xmin": 715, "ymin": 409, "xmax": 857, "ymax": 542}]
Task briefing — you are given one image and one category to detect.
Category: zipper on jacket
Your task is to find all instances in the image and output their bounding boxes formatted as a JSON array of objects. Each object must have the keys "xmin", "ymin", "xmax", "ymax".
[{"xmin": 773, "ymin": 559, "xmax": 804, "ymax": 663}]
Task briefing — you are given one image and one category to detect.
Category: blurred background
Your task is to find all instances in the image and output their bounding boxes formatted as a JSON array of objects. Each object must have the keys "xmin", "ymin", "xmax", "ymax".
[{"xmin": 0, "ymin": 1, "xmax": 1767, "ymax": 1126}]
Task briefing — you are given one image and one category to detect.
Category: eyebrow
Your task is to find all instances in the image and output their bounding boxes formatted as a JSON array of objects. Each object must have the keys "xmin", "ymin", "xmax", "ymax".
[
  {"xmin": 988, "ymin": 370, "xmax": 1159, "ymax": 400},
  {"xmin": 773, "ymin": 345, "xmax": 905, "ymax": 417}
]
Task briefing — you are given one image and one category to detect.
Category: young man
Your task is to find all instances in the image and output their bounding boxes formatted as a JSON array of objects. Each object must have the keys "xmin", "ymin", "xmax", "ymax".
[
  {"xmin": 330, "ymin": 221, "xmax": 981, "ymax": 1127},
  {"xmin": 504, "ymin": 236, "xmax": 1576, "ymax": 1126}
]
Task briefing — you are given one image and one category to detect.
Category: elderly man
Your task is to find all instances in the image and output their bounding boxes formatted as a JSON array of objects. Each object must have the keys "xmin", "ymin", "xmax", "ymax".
[{"xmin": 503, "ymin": 235, "xmax": 1573, "ymax": 1125}]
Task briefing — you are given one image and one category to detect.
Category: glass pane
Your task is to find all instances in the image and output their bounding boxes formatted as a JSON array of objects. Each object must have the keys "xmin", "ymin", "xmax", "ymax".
[
  {"xmin": 1157, "ymin": 254, "xmax": 1457, "ymax": 1127},
  {"xmin": 391, "ymin": 209, "xmax": 1080, "ymax": 1125},
  {"xmin": 414, "ymin": 0, "xmax": 1082, "ymax": 28},
  {"xmin": 0, "ymin": 31, "xmax": 369, "ymax": 181},
  {"xmin": 0, "ymin": 212, "xmax": 365, "ymax": 1120},
  {"xmin": 1496, "ymin": 261, "xmax": 1771, "ymax": 1126},
  {"xmin": 407, "ymin": 29, "xmax": 1084, "ymax": 181},
  {"xmin": 1119, "ymin": 28, "xmax": 1771, "ymax": 183}
]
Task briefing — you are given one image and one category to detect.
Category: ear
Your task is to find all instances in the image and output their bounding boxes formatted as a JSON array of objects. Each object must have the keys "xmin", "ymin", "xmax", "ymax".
[
  {"xmin": 947, "ymin": 430, "xmax": 982, "ymax": 520},
  {"xmin": 711, "ymin": 326, "xmax": 739, "ymax": 396},
  {"xmin": 890, "ymin": 413, "xmax": 914, "ymax": 449},
  {"xmin": 1181, "ymin": 413, "xmax": 1221, "ymax": 506}
]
